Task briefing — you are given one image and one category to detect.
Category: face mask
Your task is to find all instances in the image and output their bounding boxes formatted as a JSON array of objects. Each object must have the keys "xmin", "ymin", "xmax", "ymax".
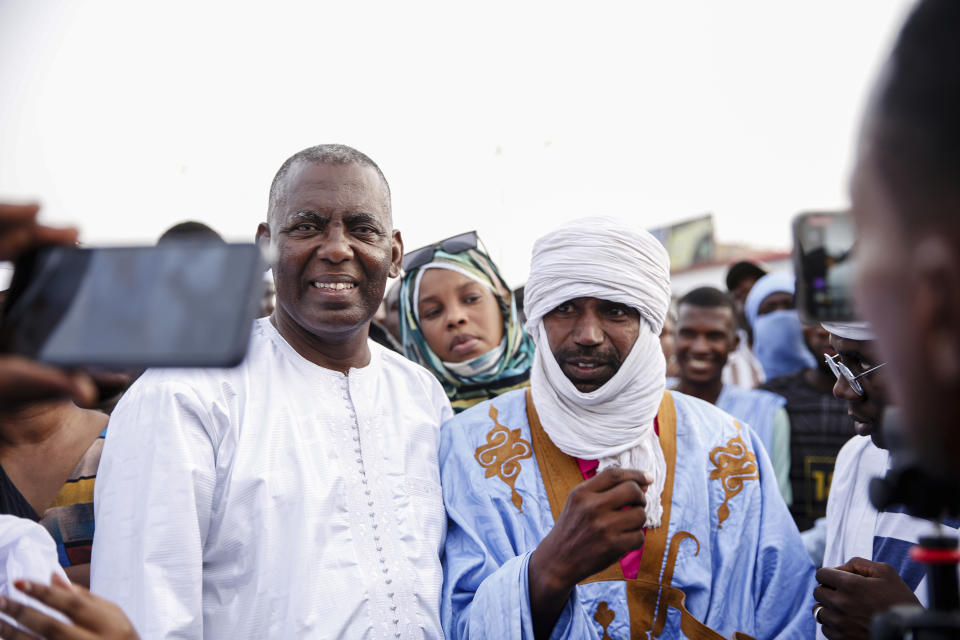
[
  {"xmin": 443, "ymin": 338, "xmax": 507, "ymax": 378},
  {"xmin": 753, "ymin": 309, "xmax": 817, "ymax": 380}
]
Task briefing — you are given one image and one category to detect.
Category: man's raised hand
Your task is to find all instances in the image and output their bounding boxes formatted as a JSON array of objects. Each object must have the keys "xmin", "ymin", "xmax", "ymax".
[{"xmin": 528, "ymin": 467, "xmax": 652, "ymax": 639}]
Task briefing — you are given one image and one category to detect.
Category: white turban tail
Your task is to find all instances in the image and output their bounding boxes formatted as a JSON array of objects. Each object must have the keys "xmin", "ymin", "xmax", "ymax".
[{"xmin": 524, "ymin": 217, "xmax": 672, "ymax": 527}]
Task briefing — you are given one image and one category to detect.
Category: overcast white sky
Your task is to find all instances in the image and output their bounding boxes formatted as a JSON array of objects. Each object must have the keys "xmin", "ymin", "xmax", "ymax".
[{"xmin": 0, "ymin": 0, "xmax": 914, "ymax": 286}]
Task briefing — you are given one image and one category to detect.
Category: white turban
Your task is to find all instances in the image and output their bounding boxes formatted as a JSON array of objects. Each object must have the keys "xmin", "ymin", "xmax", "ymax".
[{"xmin": 524, "ymin": 217, "xmax": 672, "ymax": 527}]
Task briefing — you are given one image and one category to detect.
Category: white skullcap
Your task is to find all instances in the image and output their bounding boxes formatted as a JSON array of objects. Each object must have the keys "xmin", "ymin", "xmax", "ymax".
[
  {"xmin": 523, "ymin": 216, "xmax": 672, "ymax": 527},
  {"xmin": 821, "ymin": 321, "xmax": 875, "ymax": 341},
  {"xmin": 523, "ymin": 217, "xmax": 672, "ymax": 337}
]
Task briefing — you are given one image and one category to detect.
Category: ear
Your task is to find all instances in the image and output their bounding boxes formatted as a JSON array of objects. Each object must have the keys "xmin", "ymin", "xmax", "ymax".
[
  {"xmin": 389, "ymin": 229, "xmax": 404, "ymax": 279},
  {"xmin": 912, "ymin": 235, "xmax": 960, "ymax": 386},
  {"xmin": 256, "ymin": 221, "xmax": 272, "ymax": 255},
  {"xmin": 255, "ymin": 222, "xmax": 270, "ymax": 246},
  {"xmin": 731, "ymin": 331, "xmax": 741, "ymax": 352}
]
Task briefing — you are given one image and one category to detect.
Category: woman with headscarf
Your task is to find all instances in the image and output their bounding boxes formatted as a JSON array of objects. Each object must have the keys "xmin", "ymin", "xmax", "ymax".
[{"xmin": 399, "ymin": 231, "xmax": 535, "ymax": 413}]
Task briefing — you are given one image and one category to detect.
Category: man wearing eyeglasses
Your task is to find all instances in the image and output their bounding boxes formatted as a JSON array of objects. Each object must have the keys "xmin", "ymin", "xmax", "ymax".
[{"xmin": 812, "ymin": 321, "xmax": 959, "ymax": 640}]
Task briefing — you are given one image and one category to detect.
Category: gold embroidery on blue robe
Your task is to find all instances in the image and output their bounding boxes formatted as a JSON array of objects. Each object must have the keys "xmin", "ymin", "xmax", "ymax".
[
  {"xmin": 594, "ymin": 601, "xmax": 615, "ymax": 640},
  {"xmin": 708, "ymin": 420, "xmax": 759, "ymax": 528},
  {"xmin": 474, "ymin": 405, "xmax": 533, "ymax": 511}
]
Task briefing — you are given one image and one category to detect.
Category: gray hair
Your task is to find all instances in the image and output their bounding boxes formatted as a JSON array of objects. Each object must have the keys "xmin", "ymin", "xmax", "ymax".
[{"xmin": 268, "ymin": 144, "xmax": 391, "ymax": 216}]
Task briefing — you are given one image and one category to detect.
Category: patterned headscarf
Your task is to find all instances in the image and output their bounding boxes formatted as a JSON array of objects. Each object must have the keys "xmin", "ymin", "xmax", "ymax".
[{"xmin": 399, "ymin": 247, "xmax": 535, "ymax": 413}]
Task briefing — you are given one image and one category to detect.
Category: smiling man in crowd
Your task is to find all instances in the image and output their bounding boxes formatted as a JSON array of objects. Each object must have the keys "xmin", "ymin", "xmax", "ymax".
[
  {"xmin": 671, "ymin": 286, "xmax": 792, "ymax": 504},
  {"xmin": 90, "ymin": 144, "xmax": 452, "ymax": 638},
  {"xmin": 439, "ymin": 217, "xmax": 814, "ymax": 639}
]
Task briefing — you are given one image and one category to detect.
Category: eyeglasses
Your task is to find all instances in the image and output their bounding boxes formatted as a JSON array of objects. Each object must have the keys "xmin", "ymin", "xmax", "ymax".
[
  {"xmin": 824, "ymin": 353, "xmax": 886, "ymax": 395},
  {"xmin": 402, "ymin": 230, "xmax": 478, "ymax": 272}
]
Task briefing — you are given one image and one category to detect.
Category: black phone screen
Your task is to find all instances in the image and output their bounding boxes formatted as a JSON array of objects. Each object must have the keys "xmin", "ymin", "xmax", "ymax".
[
  {"xmin": 1, "ymin": 243, "xmax": 265, "ymax": 368},
  {"xmin": 792, "ymin": 212, "xmax": 856, "ymax": 324}
]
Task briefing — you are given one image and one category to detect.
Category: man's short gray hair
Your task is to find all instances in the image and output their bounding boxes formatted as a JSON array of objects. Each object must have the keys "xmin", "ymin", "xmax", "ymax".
[{"xmin": 268, "ymin": 144, "xmax": 391, "ymax": 215}]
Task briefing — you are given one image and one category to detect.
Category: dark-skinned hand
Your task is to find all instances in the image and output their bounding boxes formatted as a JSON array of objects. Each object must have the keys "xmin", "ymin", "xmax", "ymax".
[
  {"xmin": 813, "ymin": 556, "xmax": 920, "ymax": 640},
  {"xmin": 0, "ymin": 203, "xmax": 96, "ymax": 409},
  {"xmin": 528, "ymin": 466, "xmax": 651, "ymax": 639},
  {"xmin": 0, "ymin": 574, "xmax": 139, "ymax": 639}
]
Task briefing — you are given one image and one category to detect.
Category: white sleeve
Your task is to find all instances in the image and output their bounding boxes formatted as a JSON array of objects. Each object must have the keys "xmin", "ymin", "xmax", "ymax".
[
  {"xmin": 91, "ymin": 375, "xmax": 218, "ymax": 639},
  {"xmin": 0, "ymin": 516, "xmax": 69, "ymax": 627}
]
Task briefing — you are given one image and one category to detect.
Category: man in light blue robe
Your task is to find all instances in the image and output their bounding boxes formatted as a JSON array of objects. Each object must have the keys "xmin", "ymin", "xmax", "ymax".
[
  {"xmin": 671, "ymin": 287, "xmax": 792, "ymax": 503},
  {"xmin": 440, "ymin": 218, "xmax": 816, "ymax": 639}
]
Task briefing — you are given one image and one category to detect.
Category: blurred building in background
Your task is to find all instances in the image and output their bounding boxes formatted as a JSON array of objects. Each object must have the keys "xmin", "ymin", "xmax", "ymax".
[{"xmin": 650, "ymin": 214, "xmax": 791, "ymax": 296}]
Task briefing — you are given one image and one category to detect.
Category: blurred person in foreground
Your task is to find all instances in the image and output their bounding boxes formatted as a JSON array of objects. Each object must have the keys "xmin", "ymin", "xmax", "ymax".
[
  {"xmin": 671, "ymin": 286, "xmax": 792, "ymax": 505},
  {"xmin": 761, "ymin": 320, "xmax": 851, "ymax": 548},
  {"xmin": 439, "ymin": 217, "xmax": 814, "ymax": 639},
  {"xmin": 849, "ymin": 0, "xmax": 960, "ymax": 489},
  {"xmin": 812, "ymin": 322, "xmax": 956, "ymax": 640},
  {"xmin": 398, "ymin": 231, "xmax": 534, "ymax": 413},
  {"xmin": 744, "ymin": 272, "xmax": 817, "ymax": 381},
  {"xmin": 0, "ymin": 202, "xmax": 136, "ymax": 638},
  {"xmin": 91, "ymin": 144, "xmax": 453, "ymax": 638}
]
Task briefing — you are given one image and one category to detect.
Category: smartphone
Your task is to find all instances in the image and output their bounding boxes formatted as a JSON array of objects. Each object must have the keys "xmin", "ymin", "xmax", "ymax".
[
  {"xmin": 792, "ymin": 211, "xmax": 856, "ymax": 324},
  {"xmin": 0, "ymin": 242, "xmax": 266, "ymax": 368}
]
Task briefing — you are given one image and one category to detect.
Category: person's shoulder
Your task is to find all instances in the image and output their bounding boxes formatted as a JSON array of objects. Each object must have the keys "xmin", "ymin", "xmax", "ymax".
[
  {"xmin": 118, "ymin": 321, "xmax": 277, "ymax": 404},
  {"xmin": 453, "ymin": 388, "xmax": 528, "ymax": 425},
  {"xmin": 836, "ymin": 434, "xmax": 877, "ymax": 467},
  {"xmin": 669, "ymin": 390, "xmax": 754, "ymax": 443},
  {"xmin": 373, "ymin": 340, "xmax": 430, "ymax": 377},
  {"xmin": 669, "ymin": 389, "xmax": 730, "ymax": 421},
  {"xmin": 441, "ymin": 388, "xmax": 529, "ymax": 446},
  {"xmin": 669, "ymin": 390, "xmax": 738, "ymax": 429},
  {"xmin": 371, "ymin": 341, "xmax": 454, "ymax": 418}
]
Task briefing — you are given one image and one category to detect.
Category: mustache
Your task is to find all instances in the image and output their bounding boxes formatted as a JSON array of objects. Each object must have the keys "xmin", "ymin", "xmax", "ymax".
[{"xmin": 553, "ymin": 346, "xmax": 621, "ymax": 368}]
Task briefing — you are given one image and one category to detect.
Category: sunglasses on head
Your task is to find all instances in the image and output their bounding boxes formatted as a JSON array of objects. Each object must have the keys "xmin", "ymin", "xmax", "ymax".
[
  {"xmin": 402, "ymin": 230, "xmax": 479, "ymax": 272},
  {"xmin": 824, "ymin": 353, "xmax": 886, "ymax": 395}
]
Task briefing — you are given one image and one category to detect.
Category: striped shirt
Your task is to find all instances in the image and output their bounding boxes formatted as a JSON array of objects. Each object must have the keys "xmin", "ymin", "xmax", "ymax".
[{"xmin": 38, "ymin": 430, "xmax": 105, "ymax": 567}]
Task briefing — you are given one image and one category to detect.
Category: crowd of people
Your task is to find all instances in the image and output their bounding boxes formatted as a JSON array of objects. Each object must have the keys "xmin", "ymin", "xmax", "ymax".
[{"xmin": 0, "ymin": 0, "xmax": 959, "ymax": 638}]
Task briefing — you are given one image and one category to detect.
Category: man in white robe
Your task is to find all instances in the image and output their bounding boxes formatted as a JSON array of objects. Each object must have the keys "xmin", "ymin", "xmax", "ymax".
[
  {"xmin": 90, "ymin": 145, "xmax": 452, "ymax": 638},
  {"xmin": 440, "ymin": 218, "xmax": 815, "ymax": 639},
  {"xmin": 813, "ymin": 322, "xmax": 959, "ymax": 640}
]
